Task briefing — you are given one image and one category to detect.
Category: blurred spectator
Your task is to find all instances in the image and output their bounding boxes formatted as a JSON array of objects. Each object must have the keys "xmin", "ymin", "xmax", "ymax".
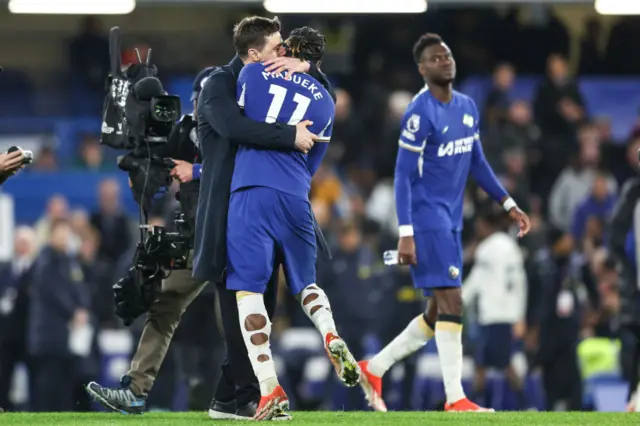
[
  {"xmin": 528, "ymin": 229, "xmax": 598, "ymax": 411},
  {"xmin": 34, "ymin": 195, "xmax": 70, "ymax": 248},
  {"xmin": 463, "ymin": 210, "xmax": 529, "ymax": 409},
  {"xmin": 0, "ymin": 226, "xmax": 37, "ymax": 411},
  {"xmin": 311, "ymin": 164, "xmax": 343, "ymax": 212},
  {"xmin": 31, "ymin": 146, "xmax": 59, "ymax": 172},
  {"xmin": 365, "ymin": 178, "xmax": 397, "ymax": 238},
  {"xmin": 330, "ymin": 89, "xmax": 367, "ymax": 168},
  {"xmin": 68, "ymin": 16, "xmax": 109, "ymax": 93},
  {"xmin": 75, "ymin": 135, "xmax": 114, "ymax": 172},
  {"xmin": 90, "ymin": 179, "xmax": 132, "ymax": 264},
  {"xmin": 570, "ymin": 172, "xmax": 616, "ymax": 248},
  {"xmin": 548, "ymin": 128, "xmax": 617, "ymax": 231},
  {"xmin": 483, "ymin": 62, "xmax": 515, "ymax": 131},
  {"xmin": 78, "ymin": 227, "xmax": 114, "ymax": 328},
  {"xmin": 376, "ymin": 90, "xmax": 413, "ymax": 179},
  {"xmin": 533, "ymin": 54, "xmax": 585, "ymax": 140},
  {"xmin": 28, "ymin": 219, "xmax": 92, "ymax": 411},
  {"xmin": 318, "ymin": 221, "xmax": 389, "ymax": 410}
]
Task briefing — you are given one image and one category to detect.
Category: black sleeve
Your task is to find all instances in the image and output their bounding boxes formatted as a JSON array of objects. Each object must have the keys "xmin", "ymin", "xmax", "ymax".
[
  {"xmin": 200, "ymin": 69, "xmax": 296, "ymax": 151},
  {"xmin": 581, "ymin": 263, "xmax": 600, "ymax": 309},
  {"xmin": 609, "ymin": 179, "xmax": 640, "ymax": 262},
  {"xmin": 308, "ymin": 62, "xmax": 336, "ymax": 103}
]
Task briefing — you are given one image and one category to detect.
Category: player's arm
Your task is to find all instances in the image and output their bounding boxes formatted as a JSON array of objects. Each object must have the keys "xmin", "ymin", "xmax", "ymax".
[
  {"xmin": 469, "ymin": 103, "xmax": 530, "ymax": 236},
  {"xmin": 307, "ymin": 118, "xmax": 332, "ymax": 175},
  {"xmin": 199, "ymin": 67, "xmax": 296, "ymax": 151},
  {"xmin": 394, "ymin": 104, "xmax": 429, "ymax": 239}
]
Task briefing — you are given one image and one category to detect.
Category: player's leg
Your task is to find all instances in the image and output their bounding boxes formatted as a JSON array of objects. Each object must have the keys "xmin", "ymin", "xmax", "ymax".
[
  {"xmin": 358, "ymin": 233, "xmax": 439, "ymax": 411},
  {"xmin": 226, "ymin": 188, "xmax": 287, "ymax": 420},
  {"xmin": 430, "ymin": 230, "xmax": 492, "ymax": 412},
  {"xmin": 277, "ymin": 191, "xmax": 360, "ymax": 387}
]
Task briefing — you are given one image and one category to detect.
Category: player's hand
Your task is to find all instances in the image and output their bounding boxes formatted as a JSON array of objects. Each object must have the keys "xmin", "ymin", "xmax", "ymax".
[
  {"xmin": 508, "ymin": 207, "xmax": 531, "ymax": 238},
  {"xmin": 0, "ymin": 150, "xmax": 24, "ymax": 173},
  {"xmin": 397, "ymin": 236, "xmax": 417, "ymax": 265},
  {"xmin": 169, "ymin": 159, "xmax": 193, "ymax": 183},
  {"xmin": 264, "ymin": 57, "xmax": 310, "ymax": 80},
  {"xmin": 294, "ymin": 120, "xmax": 317, "ymax": 154}
]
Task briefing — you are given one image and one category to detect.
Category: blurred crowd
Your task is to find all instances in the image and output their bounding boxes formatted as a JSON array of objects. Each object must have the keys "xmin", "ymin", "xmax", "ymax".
[{"xmin": 1, "ymin": 6, "xmax": 639, "ymax": 413}]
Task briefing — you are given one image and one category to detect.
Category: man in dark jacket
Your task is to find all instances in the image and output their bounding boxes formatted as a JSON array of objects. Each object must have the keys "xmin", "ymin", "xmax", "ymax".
[
  {"xmin": 28, "ymin": 219, "xmax": 92, "ymax": 412},
  {"xmin": 608, "ymin": 177, "xmax": 640, "ymax": 409},
  {"xmin": 194, "ymin": 16, "xmax": 334, "ymax": 420}
]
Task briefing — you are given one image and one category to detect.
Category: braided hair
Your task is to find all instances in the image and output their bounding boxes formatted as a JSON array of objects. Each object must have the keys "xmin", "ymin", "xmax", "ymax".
[{"xmin": 284, "ymin": 26, "xmax": 325, "ymax": 63}]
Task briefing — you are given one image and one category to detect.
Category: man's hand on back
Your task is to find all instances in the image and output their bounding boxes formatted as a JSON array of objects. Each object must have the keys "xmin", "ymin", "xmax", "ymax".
[
  {"xmin": 0, "ymin": 151, "xmax": 23, "ymax": 174},
  {"xmin": 264, "ymin": 57, "xmax": 311, "ymax": 80},
  {"xmin": 295, "ymin": 120, "xmax": 317, "ymax": 154}
]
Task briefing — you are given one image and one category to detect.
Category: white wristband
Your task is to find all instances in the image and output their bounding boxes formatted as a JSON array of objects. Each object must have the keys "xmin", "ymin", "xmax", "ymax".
[
  {"xmin": 398, "ymin": 225, "xmax": 414, "ymax": 237},
  {"xmin": 502, "ymin": 197, "xmax": 517, "ymax": 212}
]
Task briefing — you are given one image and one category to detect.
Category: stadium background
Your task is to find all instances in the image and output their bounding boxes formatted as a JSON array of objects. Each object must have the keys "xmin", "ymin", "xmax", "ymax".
[{"xmin": 0, "ymin": 0, "xmax": 637, "ymax": 414}]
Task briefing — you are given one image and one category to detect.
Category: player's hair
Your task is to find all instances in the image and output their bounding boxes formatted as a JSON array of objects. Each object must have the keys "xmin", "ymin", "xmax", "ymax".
[
  {"xmin": 284, "ymin": 26, "xmax": 326, "ymax": 63},
  {"xmin": 233, "ymin": 16, "xmax": 282, "ymax": 57},
  {"xmin": 412, "ymin": 33, "xmax": 443, "ymax": 64}
]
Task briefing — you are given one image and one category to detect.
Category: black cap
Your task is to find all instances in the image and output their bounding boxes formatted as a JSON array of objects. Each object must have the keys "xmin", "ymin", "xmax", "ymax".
[{"xmin": 191, "ymin": 66, "xmax": 215, "ymax": 102}]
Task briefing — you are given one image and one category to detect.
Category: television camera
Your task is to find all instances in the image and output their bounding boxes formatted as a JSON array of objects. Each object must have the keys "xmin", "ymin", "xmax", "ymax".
[{"xmin": 101, "ymin": 27, "xmax": 189, "ymax": 325}]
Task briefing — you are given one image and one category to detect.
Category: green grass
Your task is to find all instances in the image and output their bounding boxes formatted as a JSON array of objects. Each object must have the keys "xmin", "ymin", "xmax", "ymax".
[{"xmin": 0, "ymin": 411, "xmax": 636, "ymax": 426}]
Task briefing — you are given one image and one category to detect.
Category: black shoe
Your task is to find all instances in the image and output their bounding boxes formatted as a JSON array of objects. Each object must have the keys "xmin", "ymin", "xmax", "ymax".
[
  {"xmin": 236, "ymin": 400, "xmax": 257, "ymax": 417},
  {"xmin": 208, "ymin": 399, "xmax": 247, "ymax": 420},
  {"xmin": 85, "ymin": 381, "xmax": 146, "ymax": 414}
]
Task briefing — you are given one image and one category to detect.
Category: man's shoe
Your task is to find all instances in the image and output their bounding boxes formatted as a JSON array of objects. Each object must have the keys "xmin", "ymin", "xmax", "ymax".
[
  {"xmin": 236, "ymin": 400, "xmax": 257, "ymax": 417},
  {"xmin": 445, "ymin": 398, "xmax": 495, "ymax": 412},
  {"xmin": 357, "ymin": 360, "xmax": 387, "ymax": 412},
  {"xmin": 325, "ymin": 333, "xmax": 360, "ymax": 387},
  {"xmin": 254, "ymin": 386, "xmax": 290, "ymax": 421},
  {"xmin": 85, "ymin": 381, "xmax": 146, "ymax": 414},
  {"xmin": 208, "ymin": 399, "xmax": 248, "ymax": 420}
]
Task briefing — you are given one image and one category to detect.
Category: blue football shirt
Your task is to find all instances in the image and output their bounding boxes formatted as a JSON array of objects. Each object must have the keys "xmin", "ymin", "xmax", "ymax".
[
  {"xmin": 231, "ymin": 62, "xmax": 334, "ymax": 199},
  {"xmin": 394, "ymin": 87, "xmax": 508, "ymax": 232}
]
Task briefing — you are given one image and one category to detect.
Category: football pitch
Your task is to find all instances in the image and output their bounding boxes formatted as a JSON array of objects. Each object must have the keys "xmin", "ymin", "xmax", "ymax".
[{"xmin": 0, "ymin": 411, "xmax": 636, "ymax": 425}]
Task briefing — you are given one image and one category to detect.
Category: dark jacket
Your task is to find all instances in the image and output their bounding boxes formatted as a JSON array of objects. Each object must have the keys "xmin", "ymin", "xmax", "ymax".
[
  {"xmin": 609, "ymin": 178, "xmax": 640, "ymax": 326},
  {"xmin": 27, "ymin": 247, "xmax": 91, "ymax": 357},
  {"xmin": 193, "ymin": 56, "xmax": 333, "ymax": 282}
]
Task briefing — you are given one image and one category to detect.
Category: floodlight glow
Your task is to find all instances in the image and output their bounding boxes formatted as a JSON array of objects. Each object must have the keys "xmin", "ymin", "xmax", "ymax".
[
  {"xmin": 594, "ymin": 0, "xmax": 640, "ymax": 15},
  {"xmin": 9, "ymin": 0, "xmax": 136, "ymax": 15},
  {"xmin": 263, "ymin": 0, "xmax": 427, "ymax": 14}
]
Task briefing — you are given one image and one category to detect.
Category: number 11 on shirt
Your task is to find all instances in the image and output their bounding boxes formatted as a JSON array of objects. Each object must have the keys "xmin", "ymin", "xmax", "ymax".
[{"xmin": 265, "ymin": 84, "xmax": 311, "ymax": 125}]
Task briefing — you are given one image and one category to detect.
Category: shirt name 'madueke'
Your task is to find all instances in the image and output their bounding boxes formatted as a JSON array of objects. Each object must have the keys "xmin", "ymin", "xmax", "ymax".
[{"xmin": 232, "ymin": 62, "xmax": 335, "ymax": 200}]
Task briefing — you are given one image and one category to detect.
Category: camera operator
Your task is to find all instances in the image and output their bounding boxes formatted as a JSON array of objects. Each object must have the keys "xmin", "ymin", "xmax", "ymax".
[
  {"xmin": 608, "ymin": 172, "xmax": 640, "ymax": 412},
  {"xmin": 85, "ymin": 68, "xmax": 225, "ymax": 413}
]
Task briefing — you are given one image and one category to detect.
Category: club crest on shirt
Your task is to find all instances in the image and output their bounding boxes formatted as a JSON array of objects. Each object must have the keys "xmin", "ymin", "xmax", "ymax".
[
  {"xmin": 406, "ymin": 114, "xmax": 420, "ymax": 133},
  {"xmin": 448, "ymin": 266, "xmax": 460, "ymax": 280},
  {"xmin": 463, "ymin": 114, "xmax": 474, "ymax": 128}
]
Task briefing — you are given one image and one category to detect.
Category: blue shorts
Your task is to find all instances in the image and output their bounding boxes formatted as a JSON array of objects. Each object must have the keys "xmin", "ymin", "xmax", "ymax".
[
  {"xmin": 410, "ymin": 229, "xmax": 462, "ymax": 296},
  {"xmin": 474, "ymin": 323, "xmax": 514, "ymax": 369},
  {"xmin": 226, "ymin": 186, "xmax": 316, "ymax": 296}
]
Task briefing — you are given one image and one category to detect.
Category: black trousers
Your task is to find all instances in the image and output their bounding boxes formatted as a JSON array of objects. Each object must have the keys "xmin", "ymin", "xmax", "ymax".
[
  {"xmin": 0, "ymin": 338, "xmax": 29, "ymax": 411},
  {"xmin": 214, "ymin": 251, "xmax": 283, "ymax": 406},
  {"xmin": 620, "ymin": 324, "xmax": 640, "ymax": 400},
  {"xmin": 540, "ymin": 342, "xmax": 582, "ymax": 411},
  {"xmin": 31, "ymin": 355, "xmax": 75, "ymax": 412}
]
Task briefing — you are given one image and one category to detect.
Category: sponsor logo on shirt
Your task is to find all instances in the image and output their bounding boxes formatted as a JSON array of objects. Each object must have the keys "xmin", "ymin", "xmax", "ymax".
[{"xmin": 437, "ymin": 132, "xmax": 479, "ymax": 157}]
